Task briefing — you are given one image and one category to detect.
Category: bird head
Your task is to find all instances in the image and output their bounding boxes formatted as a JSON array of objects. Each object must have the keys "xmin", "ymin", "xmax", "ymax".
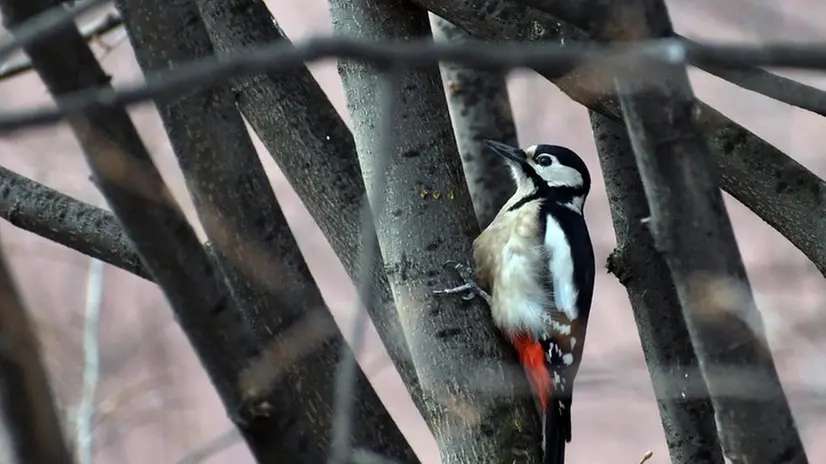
[{"xmin": 483, "ymin": 139, "xmax": 591, "ymax": 211}]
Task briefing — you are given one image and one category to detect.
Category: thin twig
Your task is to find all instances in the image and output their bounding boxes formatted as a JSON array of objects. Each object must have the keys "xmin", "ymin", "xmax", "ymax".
[
  {"xmin": 73, "ymin": 238, "xmax": 105, "ymax": 464},
  {"xmin": 2, "ymin": 37, "xmax": 826, "ymax": 133}
]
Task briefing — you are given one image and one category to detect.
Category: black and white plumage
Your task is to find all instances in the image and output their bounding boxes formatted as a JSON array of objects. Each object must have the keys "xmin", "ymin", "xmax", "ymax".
[{"xmin": 435, "ymin": 139, "xmax": 595, "ymax": 464}]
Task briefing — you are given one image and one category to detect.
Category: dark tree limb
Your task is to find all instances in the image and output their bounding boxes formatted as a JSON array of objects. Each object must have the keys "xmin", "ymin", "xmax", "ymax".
[
  {"xmin": 191, "ymin": 0, "xmax": 423, "ymax": 416},
  {"xmin": 0, "ymin": 1, "xmax": 279, "ymax": 462},
  {"xmin": 328, "ymin": 0, "xmax": 541, "ymax": 462},
  {"xmin": 0, "ymin": 9, "xmax": 123, "ymax": 81},
  {"xmin": 0, "ymin": 166, "xmax": 151, "ymax": 280},
  {"xmin": 692, "ymin": 64, "xmax": 826, "ymax": 117},
  {"xmin": 0, "ymin": 243, "xmax": 73, "ymax": 464},
  {"xmin": 429, "ymin": 15, "xmax": 517, "ymax": 228},
  {"xmin": 516, "ymin": 0, "xmax": 826, "ymax": 117},
  {"xmin": 114, "ymin": 0, "xmax": 416, "ymax": 461},
  {"xmin": 408, "ymin": 0, "xmax": 826, "ymax": 278},
  {"xmin": 605, "ymin": 1, "xmax": 808, "ymax": 463},
  {"xmin": 591, "ymin": 112, "xmax": 723, "ymax": 464}
]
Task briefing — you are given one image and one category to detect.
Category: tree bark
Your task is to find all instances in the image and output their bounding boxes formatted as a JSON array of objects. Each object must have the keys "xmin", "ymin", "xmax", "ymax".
[
  {"xmin": 114, "ymin": 0, "xmax": 417, "ymax": 461},
  {"xmin": 191, "ymin": 0, "xmax": 423, "ymax": 415},
  {"xmin": 604, "ymin": 1, "xmax": 808, "ymax": 463},
  {"xmin": 328, "ymin": 0, "xmax": 541, "ymax": 462},
  {"xmin": 0, "ymin": 166, "xmax": 151, "ymax": 280},
  {"xmin": 429, "ymin": 15, "xmax": 517, "ymax": 229},
  {"xmin": 407, "ymin": 0, "xmax": 826, "ymax": 278},
  {"xmin": 591, "ymin": 112, "xmax": 724, "ymax": 464},
  {"xmin": 0, "ymin": 0, "xmax": 276, "ymax": 461},
  {"xmin": 0, "ymin": 247, "xmax": 73, "ymax": 464}
]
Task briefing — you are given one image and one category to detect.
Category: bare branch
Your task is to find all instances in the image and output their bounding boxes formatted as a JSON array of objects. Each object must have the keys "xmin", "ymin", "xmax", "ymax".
[
  {"xmin": 114, "ymin": 0, "xmax": 416, "ymax": 461},
  {"xmin": 0, "ymin": 241, "xmax": 74, "ymax": 464},
  {"xmin": 0, "ymin": 1, "xmax": 281, "ymax": 462},
  {"xmin": 191, "ymin": 0, "xmax": 423, "ymax": 418},
  {"xmin": 0, "ymin": 9, "xmax": 123, "ymax": 81},
  {"xmin": 73, "ymin": 247, "xmax": 104, "ymax": 464},
  {"xmin": 430, "ymin": 15, "xmax": 517, "ymax": 228},
  {"xmin": 0, "ymin": 0, "xmax": 110, "ymax": 62},
  {"xmin": 517, "ymin": 0, "xmax": 826, "ymax": 117},
  {"xmin": 5, "ymin": 38, "xmax": 826, "ymax": 133},
  {"xmin": 329, "ymin": 69, "xmax": 399, "ymax": 464},
  {"xmin": 692, "ymin": 64, "xmax": 826, "ymax": 117},
  {"xmin": 0, "ymin": 166, "xmax": 151, "ymax": 280},
  {"xmin": 591, "ymin": 111, "xmax": 723, "ymax": 464},
  {"xmin": 328, "ymin": 0, "xmax": 540, "ymax": 462},
  {"xmin": 603, "ymin": 0, "xmax": 807, "ymax": 462}
]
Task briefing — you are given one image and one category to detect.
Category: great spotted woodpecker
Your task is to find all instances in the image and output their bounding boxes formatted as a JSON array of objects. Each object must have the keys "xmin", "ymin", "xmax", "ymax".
[{"xmin": 435, "ymin": 139, "xmax": 595, "ymax": 464}]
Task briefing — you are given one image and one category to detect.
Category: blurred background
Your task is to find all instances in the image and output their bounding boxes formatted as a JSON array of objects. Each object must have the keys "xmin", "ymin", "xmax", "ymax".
[{"xmin": 1, "ymin": 0, "xmax": 825, "ymax": 462}]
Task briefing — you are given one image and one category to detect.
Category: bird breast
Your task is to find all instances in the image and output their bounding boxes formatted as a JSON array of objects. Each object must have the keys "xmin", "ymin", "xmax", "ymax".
[{"xmin": 473, "ymin": 200, "xmax": 551, "ymax": 337}]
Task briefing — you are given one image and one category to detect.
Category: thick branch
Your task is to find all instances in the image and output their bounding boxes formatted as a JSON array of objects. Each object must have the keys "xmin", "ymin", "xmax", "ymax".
[
  {"xmin": 408, "ymin": 0, "xmax": 826, "ymax": 277},
  {"xmin": 429, "ymin": 15, "xmax": 517, "ymax": 228},
  {"xmin": 191, "ymin": 0, "xmax": 423, "ymax": 415},
  {"xmin": 115, "ymin": 0, "xmax": 416, "ymax": 461},
  {"xmin": 328, "ymin": 0, "xmax": 540, "ymax": 462},
  {"xmin": 607, "ymin": 1, "xmax": 807, "ymax": 462},
  {"xmin": 591, "ymin": 112, "xmax": 723, "ymax": 464},
  {"xmin": 0, "ymin": 0, "xmax": 271, "ymax": 460},
  {"xmin": 0, "ymin": 246, "xmax": 73, "ymax": 464},
  {"xmin": 0, "ymin": 166, "xmax": 150, "ymax": 280}
]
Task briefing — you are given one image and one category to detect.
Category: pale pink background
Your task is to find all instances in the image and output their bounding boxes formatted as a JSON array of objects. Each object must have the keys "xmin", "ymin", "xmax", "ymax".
[{"xmin": 1, "ymin": 1, "xmax": 825, "ymax": 463}]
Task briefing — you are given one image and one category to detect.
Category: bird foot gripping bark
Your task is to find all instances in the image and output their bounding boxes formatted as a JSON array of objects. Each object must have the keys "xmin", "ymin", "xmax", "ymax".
[{"xmin": 432, "ymin": 260, "xmax": 492, "ymax": 305}]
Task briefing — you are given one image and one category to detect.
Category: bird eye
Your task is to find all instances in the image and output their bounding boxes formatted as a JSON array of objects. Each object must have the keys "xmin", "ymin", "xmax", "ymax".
[{"xmin": 536, "ymin": 154, "xmax": 553, "ymax": 166}]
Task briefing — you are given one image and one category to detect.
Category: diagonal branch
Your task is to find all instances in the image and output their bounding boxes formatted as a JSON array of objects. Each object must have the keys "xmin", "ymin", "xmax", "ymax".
[
  {"xmin": 114, "ymin": 0, "xmax": 417, "ymax": 461},
  {"xmin": 408, "ymin": 0, "xmax": 826, "ymax": 277},
  {"xmin": 591, "ymin": 112, "xmax": 723, "ymax": 464},
  {"xmin": 603, "ymin": 0, "xmax": 808, "ymax": 462},
  {"xmin": 516, "ymin": 0, "xmax": 826, "ymax": 116},
  {"xmin": 429, "ymin": 14, "xmax": 518, "ymax": 229},
  {"xmin": 191, "ymin": 0, "xmax": 423, "ymax": 417},
  {"xmin": 0, "ymin": 166, "xmax": 150, "ymax": 280},
  {"xmin": 0, "ymin": 1, "xmax": 285, "ymax": 462},
  {"xmin": 0, "ymin": 9, "xmax": 123, "ymax": 81},
  {"xmin": 328, "ymin": 0, "xmax": 540, "ymax": 462},
  {"xmin": 0, "ymin": 241, "xmax": 74, "ymax": 464}
]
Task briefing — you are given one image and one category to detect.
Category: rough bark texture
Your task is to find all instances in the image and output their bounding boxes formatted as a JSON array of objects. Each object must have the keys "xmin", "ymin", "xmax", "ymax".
[
  {"xmin": 115, "ymin": 1, "xmax": 417, "ymax": 462},
  {"xmin": 591, "ymin": 112, "xmax": 724, "ymax": 464},
  {"xmin": 0, "ymin": 166, "xmax": 151, "ymax": 280},
  {"xmin": 0, "ymin": 247, "xmax": 73, "ymax": 464},
  {"xmin": 408, "ymin": 0, "xmax": 826, "ymax": 278},
  {"xmin": 0, "ymin": 0, "xmax": 264, "ymax": 461},
  {"xmin": 192, "ymin": 0, "xmax": 424, "ymax": 415},
  {"xmin": 607, "ymin": 1, "xmax": 808, "ymax": 463},
  {"xmin": 328, "ymin": 0, "xmax": 541, "ymax": 462},
  {"xmin": 429, "ymin": 15, "xmax": 517, "ymax": 229}
]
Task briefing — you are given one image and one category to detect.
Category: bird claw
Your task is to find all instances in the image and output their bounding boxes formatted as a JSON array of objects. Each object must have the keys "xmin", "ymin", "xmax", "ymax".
[{"xmin": 433, "ymin": 260, "xmax": 491, "ymax": 304}]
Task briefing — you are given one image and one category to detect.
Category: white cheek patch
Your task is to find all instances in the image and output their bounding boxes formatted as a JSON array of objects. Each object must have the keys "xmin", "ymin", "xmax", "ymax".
[{"xmin": 543, "ymin": 165, "xmax": 583, "ymax": 188}]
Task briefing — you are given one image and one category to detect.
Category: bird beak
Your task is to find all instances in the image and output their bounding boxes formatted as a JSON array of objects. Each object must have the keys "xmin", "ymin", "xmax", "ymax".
[{"xmin": 483, "ymin": 139, "xmax": 526, "ymax": 164}]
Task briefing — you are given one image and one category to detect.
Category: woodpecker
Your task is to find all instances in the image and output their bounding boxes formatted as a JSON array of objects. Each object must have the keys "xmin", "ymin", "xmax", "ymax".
[{"xmin": 434, "ymin": 139, "xmax": 595, "ymax": 464}]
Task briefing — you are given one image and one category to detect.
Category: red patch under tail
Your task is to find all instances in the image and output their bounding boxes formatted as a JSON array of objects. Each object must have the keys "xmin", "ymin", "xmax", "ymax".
[{"xmin": 513, "ymin": 333, "xmax": 551, "ymax": 411}]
